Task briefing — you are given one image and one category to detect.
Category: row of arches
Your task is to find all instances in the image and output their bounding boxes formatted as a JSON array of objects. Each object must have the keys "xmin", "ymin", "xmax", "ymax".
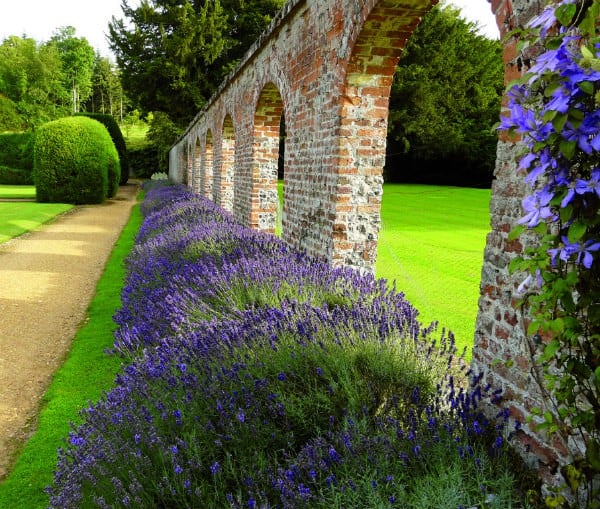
[
  {"xmin": 169, "ymin": 0, "xmax": 435, "ymax": 268},
  {"xmin": 180, "ymin": 84, "xmax": 285, "ymax": 236}
]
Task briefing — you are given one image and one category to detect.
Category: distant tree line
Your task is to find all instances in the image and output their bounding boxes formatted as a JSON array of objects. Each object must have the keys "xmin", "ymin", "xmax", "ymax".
[
  {"xmin": 0, "ymin": 1, "xmax": 502, "ymax": 186},
  {"xmin": 386, "ymin": 5, "xmax": 503, "ymax": 187},
  {"xmin": 0, "ymin": 26, "xmax": 126, "ymax": 131}
]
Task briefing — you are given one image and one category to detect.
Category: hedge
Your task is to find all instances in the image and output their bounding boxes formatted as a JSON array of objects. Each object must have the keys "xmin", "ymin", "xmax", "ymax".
[{"xmin": 76, "ymin": 112, "xmax": 129, "ymax": 185}]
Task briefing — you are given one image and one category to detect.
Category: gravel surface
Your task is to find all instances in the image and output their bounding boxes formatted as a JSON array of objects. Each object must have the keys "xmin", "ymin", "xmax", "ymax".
[{"xmin": 0, "ymin": 182, "xmax": 140, "ymax": 480}]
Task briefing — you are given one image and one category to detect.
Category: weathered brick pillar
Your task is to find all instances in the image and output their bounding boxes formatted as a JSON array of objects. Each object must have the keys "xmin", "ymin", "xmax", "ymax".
[{"xmin": 473, "ymin": 0, "xmax": 572, "ymax": 489}]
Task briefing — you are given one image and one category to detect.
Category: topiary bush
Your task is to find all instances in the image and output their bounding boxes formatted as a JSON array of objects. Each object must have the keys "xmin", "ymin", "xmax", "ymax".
[
  {"xmin": 76, "ymin": 112, "xmax": 129, "ymax": 185},
  {"xmin": 33, "ymin": 116, "xmax": 120, "ymax": 204}
]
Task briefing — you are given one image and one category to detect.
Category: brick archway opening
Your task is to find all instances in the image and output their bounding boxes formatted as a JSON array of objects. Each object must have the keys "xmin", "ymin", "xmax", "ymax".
[
  {"xmin": 253, "ymin": 82, "xmax": 284, "ymax": 233},
  {"xmin": 203, "ymin": 130, "xmax": 214, "ymax": 199},
  {"xmin": 219, "ymin": 115, "xmax": 235, "ymax": 213},
  {"xmin": 334, "ymin": 2, "xmax": 500, "ymax": 345},
  {"xmin": 192, "ymin": 138, "xmax": 201, "ymax": 194}
]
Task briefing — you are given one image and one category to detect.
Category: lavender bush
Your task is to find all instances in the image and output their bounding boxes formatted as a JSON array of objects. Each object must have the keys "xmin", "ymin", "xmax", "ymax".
[{"xmin": 47, "ymin": 184, "xmax": 528, "ymax": 507}]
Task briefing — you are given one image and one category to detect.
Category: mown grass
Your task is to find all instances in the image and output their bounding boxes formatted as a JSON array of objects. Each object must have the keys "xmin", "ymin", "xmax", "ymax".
[
  {"xmin": 0, "ymin": 201, "xmax": 74, "ymax": 244},
  {"xmin": 121, "ymin": 122, "xmax": 149, "ymax": 150},
  {"xmin": 0, "ymin": 185, "xmax": 35, "ymax": 199},
  {"xmin": 376, "ymin": 184, "xmax": 491, "ymax": 356},
  {"xmin": 0, "ymin": 200, "xmax": 143, "ymax": 509}
]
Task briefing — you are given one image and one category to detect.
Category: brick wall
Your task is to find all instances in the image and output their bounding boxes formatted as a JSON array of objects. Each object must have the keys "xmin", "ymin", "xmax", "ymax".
[{"xmin": 169, "ymin": 0, "xmax": 572, "ymax": 491}]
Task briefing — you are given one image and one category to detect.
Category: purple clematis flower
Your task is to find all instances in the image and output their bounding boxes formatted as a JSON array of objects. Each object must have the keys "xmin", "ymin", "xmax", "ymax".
[
  {"xmin": 549, "ymin": 236, "xmax": 600, "ymax": 269},
  {"xmin": 518, "ymin": 188, "xmax": 557, "ymax": 227}
]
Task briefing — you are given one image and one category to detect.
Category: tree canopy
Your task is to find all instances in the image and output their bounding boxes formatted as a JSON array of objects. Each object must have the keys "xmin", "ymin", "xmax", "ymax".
[
  {"xmin": 0, "ymin": 35, "xmax": 65, "ymax": 128},
  {"xmin": 386, "ymin": 4, "xmax": 503, "ymax": 187},
  {"xmin": 108, "ymin": 0, "xmax": 285, "ymax": 126},
  {"xmin": 0, "ymin": 28, "xmax": 121, "ymax": 129},
  {"xmin": 50, "ymin": 26, "xmax": 96, "ymax": 113}
]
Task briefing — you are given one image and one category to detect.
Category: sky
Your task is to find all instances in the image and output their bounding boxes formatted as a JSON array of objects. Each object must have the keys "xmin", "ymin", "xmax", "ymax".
[{"xmin": 0, "ymin": 0, "xmax": 499, "ymax": 60}]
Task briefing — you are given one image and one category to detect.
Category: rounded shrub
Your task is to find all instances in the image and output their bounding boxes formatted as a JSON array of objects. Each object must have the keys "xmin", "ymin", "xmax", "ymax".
[
  {"xmin": 76, "ymin": 112, "xmax": 129, "ymax": 185},
  {"xmin": 33, "ymin": 116, "xmax": 120, "ymax": 204}
]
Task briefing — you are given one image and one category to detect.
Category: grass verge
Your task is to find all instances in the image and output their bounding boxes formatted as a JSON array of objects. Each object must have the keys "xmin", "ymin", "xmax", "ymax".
[
  {"xmin": 376, "ymin": 184, "xmax": 491, "ymax": 356},
  {"xmin": 0, "ymin": 201, "xmax": 73, "ymax": 244},
  {"xmin": 0, "ymin": 199, "xmax": 143, "ymax": 509}
]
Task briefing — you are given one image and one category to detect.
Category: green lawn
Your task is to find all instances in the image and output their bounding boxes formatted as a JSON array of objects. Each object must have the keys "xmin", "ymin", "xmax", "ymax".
[
  {"xmin": 0, "ymin": 185, "xmax": 35, "ymax": 199},
  {"xmin": 0, "ymin": 201, "xmax": 73, "ymax": 244},
  {"xmin": 376, "ymin": 184, "xmax": 491, "ymax": 355}
]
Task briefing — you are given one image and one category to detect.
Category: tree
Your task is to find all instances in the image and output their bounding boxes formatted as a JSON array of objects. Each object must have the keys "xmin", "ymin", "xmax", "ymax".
[
  {"xmin": 49, "ymin": 26, "xmax": 96, "ymax": 113},
  {"xmin": 83, "ymin": 55, "xmax": 125, "ymax": 117},
  {"xmin": 0, "ymin": 35, "xmax": 67, "ymax": 127},
  {"xmin": 386, "ymin": 4, "xmax": 504, "ymax": 187},
  {"xmin": 108, "ymin": 0, "xmax": 285, "ymax": 126}
]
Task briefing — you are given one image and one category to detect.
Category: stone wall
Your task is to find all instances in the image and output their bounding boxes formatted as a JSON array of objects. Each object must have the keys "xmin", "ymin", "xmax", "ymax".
[{"xmin": 169, "ymin": 0, "xmax": 572, "ymax": 491}]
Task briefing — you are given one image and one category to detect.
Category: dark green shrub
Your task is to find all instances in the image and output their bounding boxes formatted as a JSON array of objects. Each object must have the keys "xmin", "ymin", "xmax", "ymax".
[
  {"xmin": 146, "ymin": 111, "xmax": 181, "ymax": 171},
  {"xmin": 128, "ymin": 145, "xmax": 159, "ymax": 178},
  {"xmin": 76, "ymin": 112, "xmax": 129, "ymax": 185},
  {"xmin": 33, "ymin": 116, "xmax": 120, "ymax": 204},
  {"xmin": 0, "ymin": 132, "xmax": 34, "ymax": 170},
  {"xmin": 0, "ymin": 165, "xmax": 33, "ymax": 185}
]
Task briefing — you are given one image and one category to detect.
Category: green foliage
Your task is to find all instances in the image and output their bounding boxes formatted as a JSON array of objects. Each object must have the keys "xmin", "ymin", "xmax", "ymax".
[
  {"xmin": 128, "ymin": 146, "xmax": 159, "ymax": 178},
  {"xmin": 82, "ymin": 55, "xmax": 125, "ymax": 118},
  {"xmin": 77, "ymin": 112, "xmax": 130, "ymax": 184},
  {"xmin": 145, "ymin": 111, "xmax": 181, "ymax": 171},
  {"xmin": 33, "ymin": 116, "xmax": 120, "ymax": 204},
  {"xmin": 0, "ymin": 36, "xmax": 68, "ymax": 128},
  {"xmin": 49, "ymin": 27, "xmax": 96, "ymax": 113},
  {"xmin": 108, "ymin": 0, "xmax": 285, "ymax": 125},
  {"xmin": 0, "ymin": 94, "xmax": 23, "ymax": 131},
  {"xmin": 0, "ymin": 132, "xmax": 34, "ymax": 170},
  {"xmin": 0, "ymin": 166, "xmax": 32, "ymax": 185},
  {"xmin": 386, "ymin": 4, "xmax": 503, "ymax": 187}
]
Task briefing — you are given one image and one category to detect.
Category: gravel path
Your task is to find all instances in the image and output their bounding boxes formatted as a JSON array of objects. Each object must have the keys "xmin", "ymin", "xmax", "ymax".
[{"xmin": 0, "ymin": 182, "xmax": 140, "ymax": 480}]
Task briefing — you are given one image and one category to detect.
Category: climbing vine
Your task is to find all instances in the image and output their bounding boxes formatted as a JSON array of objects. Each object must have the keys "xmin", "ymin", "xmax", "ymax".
[{"xmin": 502, "ymin": 0, "xmax": 600, "ymax": 506}]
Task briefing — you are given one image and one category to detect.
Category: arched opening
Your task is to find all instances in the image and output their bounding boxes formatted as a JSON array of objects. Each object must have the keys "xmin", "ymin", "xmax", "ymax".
[
  {"xmin": 276, "ymin": 113, "xmax": 286, "ymax": 237},
  {"xmin": 340, "ymin": 0, "xmax": 500, "ymax": 351},
  {"xmin": 193, "ymin": 137, "xmax": 202, "ymax": 194},
  {"xmin": 219, "ymin": 115, "xmax": 235, "ymax": 213},
  {"xmin": 203, "ymin": 130, "xmax": 214, "ymax": 199},
  {"xmin": 253, "ymin": 82, "xmax": 284, "ymax": 233}
]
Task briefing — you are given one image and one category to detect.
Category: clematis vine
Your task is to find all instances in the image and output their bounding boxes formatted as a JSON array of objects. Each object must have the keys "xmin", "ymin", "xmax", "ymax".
[
  {"xmin": 504, "ymin": 0, "xmax": 600, "ymax": 504},
  {"xmin": 503, "ymin": 0, "xmax": 600, "ymax": 269}
]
